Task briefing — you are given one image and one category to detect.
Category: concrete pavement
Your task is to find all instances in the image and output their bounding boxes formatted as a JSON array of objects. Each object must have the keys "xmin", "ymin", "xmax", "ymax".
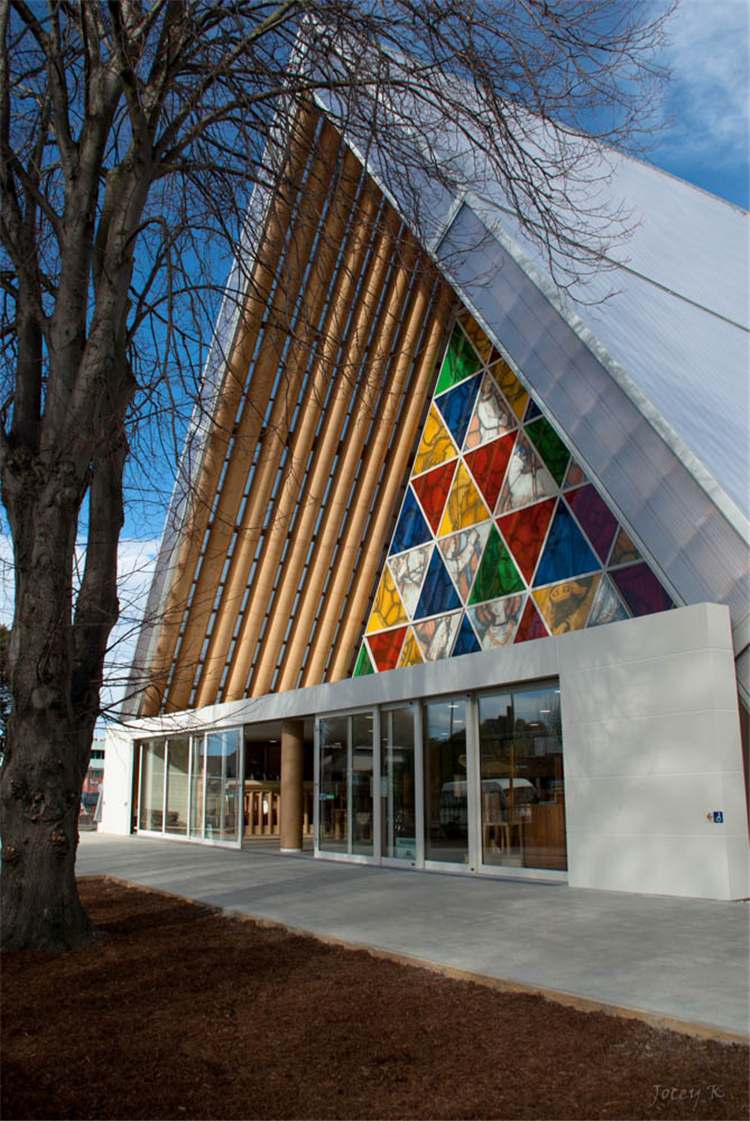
[{"xmin": 77, "ymin": 832, "xmax": 749, "ymax": 1039}]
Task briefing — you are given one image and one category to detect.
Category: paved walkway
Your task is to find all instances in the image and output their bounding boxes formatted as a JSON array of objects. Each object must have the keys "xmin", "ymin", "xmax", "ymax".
[{"xmin": 77, "ymin": 833, "xmax": 749, "ymax": 1038}]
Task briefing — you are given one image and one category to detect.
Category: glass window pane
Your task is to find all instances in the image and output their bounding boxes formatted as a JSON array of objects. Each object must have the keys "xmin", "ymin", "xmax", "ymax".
[
  {"xmin": 479, "ymin": 684, "xmax": 566, "ymax": 870},
  {"xmin": 138, "ymin": 739, "xmax": 165, "ymax": 832},
  {"xmin": 319, "ymin": 716, "xmax": 348, "ymax": 852},
  {"xmin": 381, "ymin": 707, "xmax": 416, "ymax": 861},
  {"xmin": 189, "ymin": 736, "xmax": 205, "ymax": 839},
  {"xmin": 424, "ymin": 700, "xmax": 468, "ymax": 864},
  {"xmin": 165, "ymin": 737, "xmax": 190, "ymax": 835},
  {"xmin": 351, "ymin": 713, "xmax": 374, "ymax": 855},
  {"xmin": 204, "ymin": 728, "xmax": 241, "ymax": 843}
]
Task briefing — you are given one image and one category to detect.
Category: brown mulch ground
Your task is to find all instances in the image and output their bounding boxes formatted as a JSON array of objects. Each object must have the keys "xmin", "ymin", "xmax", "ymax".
[{"xmin": 1, "ymin": 878, "xmax": 748, "ymax": 1121}]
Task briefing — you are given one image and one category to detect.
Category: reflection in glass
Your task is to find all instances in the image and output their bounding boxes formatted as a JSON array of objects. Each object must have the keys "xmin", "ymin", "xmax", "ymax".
[
  {"xmin": 165, "ymin": 737, "xmax": 189, "ymax": 835},
  {"xmin": 352, "ymin": 713, "xmax": 374, "ymax": 855},
  {"xmin": 381, "ymin": 707, "xmax": 416, "ymax": 860},
  {"xmin": 139, "ymin": 739, "xmax": 165, "ymax": 831},
  {"xmin": 424, "ymin": 700, "xmax": 468, "ymax": 863},
  {"xmin": 319, "ymin": 716, "xmax": 348, "ymax": 852},
  {"xmin": 205, "ymin": 729, "xmax": 241, "ymax": 843},
  {"xmin": 479, "ymin": 684, "xmax": 566, "ymax": 870}
]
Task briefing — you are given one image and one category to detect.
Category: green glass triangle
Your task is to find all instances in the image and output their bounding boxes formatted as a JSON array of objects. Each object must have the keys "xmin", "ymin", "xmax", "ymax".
[
  {"xmin": 525, "ymin": 416, "xmax": 569, "ymax": 486},
  {"xmin": 468, "ymin": 525, "xmax": 525, "ymax": 604},
  {"xmin": 435, "ymin": 328, "xmax": 482, "ymax": 395},
  {"xmin": 353, "ymin": 643, "xmax": 375, "ymax": 677}
]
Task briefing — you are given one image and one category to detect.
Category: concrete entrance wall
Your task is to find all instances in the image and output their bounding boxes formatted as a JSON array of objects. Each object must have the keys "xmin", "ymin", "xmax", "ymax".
[{"xmin": 102, "ymin": 603, "xmax": 749, "ymax": 900}]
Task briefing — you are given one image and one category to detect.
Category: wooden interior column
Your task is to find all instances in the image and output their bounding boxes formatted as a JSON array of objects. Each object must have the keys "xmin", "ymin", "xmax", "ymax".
[{"xmin": 280, "ymin": 720, "xmax": 305, "ymax": 852}]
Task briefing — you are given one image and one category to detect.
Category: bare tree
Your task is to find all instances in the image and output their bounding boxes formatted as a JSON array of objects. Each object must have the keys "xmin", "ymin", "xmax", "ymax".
[{"xmin": 0, "ymin": 0, "xmax": 672, "ymax": 950}]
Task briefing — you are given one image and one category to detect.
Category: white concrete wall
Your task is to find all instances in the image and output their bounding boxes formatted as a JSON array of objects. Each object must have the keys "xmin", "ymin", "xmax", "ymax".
[
  {"xmin": 99, "ymin": 724, "xmax": 135, "ymax": 835},
  {"xmin": 560, "ymin": 603, "xmax": 749, "ymax": 900}
]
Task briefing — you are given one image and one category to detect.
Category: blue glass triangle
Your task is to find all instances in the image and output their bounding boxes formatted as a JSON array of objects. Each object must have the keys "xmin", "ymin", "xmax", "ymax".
[
  {"xmin": 435, "ymin": 374, "xmax": 482, "ymax": 449},
  {"xmin": 525, "ymin": 399, "xmax": 542, "ymax": 421},
  {"xmin": 391, "ymin": 487, "xmax": 432, "ymax": 555},
  {"xmin": 533, "ymin": 503, "xmax": 599, "ymax": 586},
  {"xmin": 452, "ymin": 612, "xmax": 481, "ymax": 656},
  {"xmin": 414, "ymin": 549, "xmax": 462, "ymax": 619}
]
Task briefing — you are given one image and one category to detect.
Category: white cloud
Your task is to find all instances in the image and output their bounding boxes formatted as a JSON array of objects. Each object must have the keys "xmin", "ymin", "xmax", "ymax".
[{"xmin": 659, "ymin": 0, "xmax": 749, "ymax": 165}]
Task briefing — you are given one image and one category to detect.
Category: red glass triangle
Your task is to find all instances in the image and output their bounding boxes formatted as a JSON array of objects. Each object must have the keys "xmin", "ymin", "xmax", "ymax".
[
  {"xmin": 412, "ymin": 460, "xmax": 457, "ymax": 533},
  {"xmin": 367, "ymin": 627, "xmax": 407, "ymax": 672},
  {"xmin": 498, "ymin": 497, "xmax": 556, "ymax": 583},
  {"xmin": 514, "ymin": 597, "xmax": 548, "ymax": 643},
  {"xmin": 464, "ymin": 432, "xmax": 516, "ymax": 511}
]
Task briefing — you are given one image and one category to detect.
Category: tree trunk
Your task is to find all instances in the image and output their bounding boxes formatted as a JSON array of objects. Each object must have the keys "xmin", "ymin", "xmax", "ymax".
[{"xmin": 0, "ymin": 464, "xmax": 94, "ymax": 951}]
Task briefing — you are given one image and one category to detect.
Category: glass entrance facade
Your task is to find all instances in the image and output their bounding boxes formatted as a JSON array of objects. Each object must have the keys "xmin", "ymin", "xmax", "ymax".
[
  {"xmin": 316, "ymin": 680, "xmax": 566, "ymax": 875},
  {"xmin": 136, "ymin": 727, "xmax": 243, "ymax": 848}
]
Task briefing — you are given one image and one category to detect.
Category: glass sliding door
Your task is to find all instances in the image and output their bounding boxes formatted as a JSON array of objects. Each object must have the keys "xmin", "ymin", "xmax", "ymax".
[
  {"xmin": 381, "ymin": 706, "xmax": 416, "ymax": 862},
  {"xmin": 423, "ymin": 699, "xmax": 469, "ymax": 865},
  {"xmin": 478, "ymin": 684, "xmax": 566, "ymax": 870},
  {"xmin": 317, "ymin": 711, "xmax": 375, "ymax": 856},
  {"xmin": 351, "ymin": 713, "xmax": 374, "ymax": 855},
  {"xmin": 319, "ymin": 716, "xmax": 348, "ymax": 852},
  {"xmin": 204, "ymin": 729, "xmax": 242, "ymax": 844},
  {"xmin": 138, "ymin": 739, "xmax": 165, "ymax": 832},
  {"xmin": 189, "ymin": 734, "xmax": 205, "ymax": 839},
  {"xmin": 165, "ymin": 736, "xmax": 190, "ymax": 835}
]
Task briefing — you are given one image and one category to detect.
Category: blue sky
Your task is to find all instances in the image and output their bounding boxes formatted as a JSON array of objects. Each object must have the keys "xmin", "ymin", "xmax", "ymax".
[{"xmin": 649, "ymin": 0, "xmax": 749, "ymax": 208}]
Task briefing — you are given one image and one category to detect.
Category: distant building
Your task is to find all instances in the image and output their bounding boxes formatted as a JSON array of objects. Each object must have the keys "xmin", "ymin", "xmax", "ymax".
[{"xmin": 101, "ymin": 97, "xmax": 748, "ymax": 901}]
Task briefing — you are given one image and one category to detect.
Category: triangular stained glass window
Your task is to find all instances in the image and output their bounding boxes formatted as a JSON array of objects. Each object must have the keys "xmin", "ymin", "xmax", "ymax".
[
  {"xmin": 411, "ymin": 460, "xmax": 456, "ymax": 534},
  {"xmin": 388, "ymin": 543, "xmax": 434, "ymax": 619},
  {"xmin": 533, "ymin": 575, "xmax": 600, "ymax": 635},
  {"xmin": 563, "ymin": 459, "xmax": 588, "ymax": 490},
  {"xmin": 435, "ymin": 327, "xmax": 482, "ymax": 395},
  {"xmin": 413, "ymin": 549, "xmax": 462, "ymax": 620},
  {"xmin": 456, "ymin": 311, "xmax": 493, "ymax": 363},
  {"xmin": 353, "ymin": 643, "xmax": 375, "ymax": 676},
  {"xmin": 468, "ymin": 525, "xmax": 525, "ymax": 604},
  {"xmin": 463, "ymin": 372, "xmax": 516, "ymax": 451},
  {"xmin": 533, "ymin": 503, "xmax": 599, "ymax": 587},
  {"xmin": 566, "ymin": 484, "xmax": 619, "ymax": 564},
  {"xmin": 435, "ymin": 373, "xmax": 482, "ymax": 449},
  {"xmin": 497, "ymin": 497, "xmax": 556, "ymax": 584},
  {"xmin": 366, "ymin": 568, "xmax": 408, "ymax": 633},
  {"xmin": 390, "ymin": 488, "xmax": 432, "ymax": 555},
  {"xmin": 525, "ymin": 416, "xmax": 570, "ymax": 487},
  {"xmin": 412, "ymin": 404, "xmax": 458, "ymax": 477},
  {"xmin": 367, "ymin": 627, "xmax": 407, "ymax": 672},
  {"xmin": 587, "ymin": 576, "xmax": 629, "ymax": 628},
  {"xmin": 398, "ymin": 628, "xmax": 424, "ymax": 667},
  {"xmin": 438, "ymin": 522, "xmax": 491, "ymax": 602},
  {"xmin": 468, "ymin": 594, "xmax": 525, "ymax": 649},
  {"xmin": 414, "ymin": 611, "xmax": 463, "ymax": 661},
  {"xmin": 514, "ymin": 597, "xmax": 548, "ymax": 644},
  {"xmin": 608, "ymin": 526, "xmax": 640, "ymax": 567},
  {"xmin": 611, "ymin": 564, "xmax": 673, "ymax": 617},
  {"xmin": 464, "ymin": 432, "xmax": 516, "ymax": 512},
  {"xmin": 525, "ymin": 399, "xmax": 542, "ymax": 422},
  {"xmin": 496, "ymin": 433, "xmax": 557, "ymax": 516},
  {"xmin": 438, "ymin": 462, "xmax": 490, "ymax": 537},
  {"xmin": 452, "ymin": 612, "xmax": 482, "ymax": 656},
  {"xmin": 487, "ymin": 359, "xmax": 528, "ymax": 420}
]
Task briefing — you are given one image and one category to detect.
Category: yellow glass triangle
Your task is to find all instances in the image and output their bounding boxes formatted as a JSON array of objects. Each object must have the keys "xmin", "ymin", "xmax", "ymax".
[
  {"xmin": 398, "ymin": 627, "xmax": 424, "ymax": 667},
  {"xmin": 412, "ymin": 404, "xmax": 458, "ymax": 476},
  {"xmin": 489, "ymin": 359, "xmax": 528, "ymax": 421},
  {"xmin": 438, "ymin": 462, "xmax": 491, "ymax": 537},
  {"xmin": 533, "ymin": 575, "xmax": 600, "ymax": 636},
  {"xmin": 366, "ymin": 567, "xmax": 409, "ymax": 633},
  {"xmin": 457, "ymin": 310, "xmax": 492, "ymax": 363}
]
